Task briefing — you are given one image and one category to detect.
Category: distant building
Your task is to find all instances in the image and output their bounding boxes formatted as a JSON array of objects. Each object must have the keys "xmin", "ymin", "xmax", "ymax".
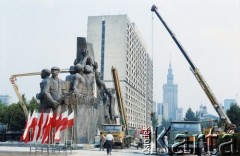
[
  {"xmin": 176, "ymin": 108, "xmax": 183, "ymax": 121},
  {"xmin": 0, "ymin": 95, "xmax": 10, "ymax": 105},
  {"xmin": 224, "ymin": 99, "xmax": 236, "ymax": 113},
  {"xmin": 157, "ymin": 103, "xmax": 163, "ymax": 116},
  {"xmin": 201, "ymin": 114, "xmax": 219, "ymax": 129},
  {"xmin": 163, "ymin": 64, "xmax": 178, "ymax": 121},
  {"xmin": 153, "ymin": 101, "xmax": 157, "ymax": 113},
  {"xmin": 87, "ymin": 15, "xmax": 153, "ymax": 128},
  {"xmin": 199, "ymin": 104, "xmax": 208, "ymax": 120},
  {"xmin": 162, "ymin": 103, "xmax": 169, "ymax": 121}
]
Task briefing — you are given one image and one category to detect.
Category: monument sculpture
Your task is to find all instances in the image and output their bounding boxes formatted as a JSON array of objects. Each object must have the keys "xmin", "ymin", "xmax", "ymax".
[
  {"xmin": 43, "ymin": 66, "xmax": 66, "ymax": 114},
  {"xmin": 36, "ymin": 37, "xmax": 117, "ymax": 144},
  {"xmin": 65, "ymin": 65, "xmax": 76, "ymax": 93},
  {"xmin": 36, "ymin": 69, "xmax": 51, "ymax": 112}
]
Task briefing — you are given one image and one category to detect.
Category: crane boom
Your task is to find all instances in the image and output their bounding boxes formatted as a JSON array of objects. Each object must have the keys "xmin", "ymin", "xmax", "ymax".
[
  {"xmin": 111, "ymin": 67, "xmax": 129, "ymax": 135},
  {"xmin": 151, "ymin": 5, "xmax": 232, "ymax": 127}
]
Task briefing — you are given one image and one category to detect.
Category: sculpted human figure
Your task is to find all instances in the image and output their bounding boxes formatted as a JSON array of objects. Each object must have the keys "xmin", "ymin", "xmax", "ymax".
[
  {"xmin": 103, "ymin": 92, "xmax": 111, "ymax": 124},
  {"xmin": 95, "ymin": 62, "xmax": 107, "ymax": 100},
  {"xmin": 36, "ymin": 69, "xmax": 51, "ymax": 112},
  {"xmin": 74, "ymin": 48, "xmax": 89, "ymax": 66},
  {"xmin": 43, "ymin": 66, "xmax": 66, "ymax": 113},
  {"xmin": 83, "ymin": 57, "xmax": 95, "ymax": 96},
  {"xmin": 73, "ymin": 64, "xmax": 85, "ymax": 94},
  {"xmin": 106, "ymin": 88, "xmax": 118, "ymax": 124},
  {"xmin": 65, "ymin": 66, "xmax": 76, "ymax": 93}
]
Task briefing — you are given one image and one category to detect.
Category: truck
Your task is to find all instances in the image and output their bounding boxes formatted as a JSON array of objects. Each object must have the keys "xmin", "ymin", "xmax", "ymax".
[{"xmin": 101, "ymin": 124, "xmax": 128, "ymax": 149}]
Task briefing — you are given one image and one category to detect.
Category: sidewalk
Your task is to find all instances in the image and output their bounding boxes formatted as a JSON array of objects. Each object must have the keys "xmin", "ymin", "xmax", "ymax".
[{"xmin": 0, "ymin": 145, "xmax": 143, "ymax": 156}]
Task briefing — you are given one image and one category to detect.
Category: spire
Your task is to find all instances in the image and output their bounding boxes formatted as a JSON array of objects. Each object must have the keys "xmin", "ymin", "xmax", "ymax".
[{"xmin": 167, "ymin": 63, "xmax": 173, "ymax": 85}]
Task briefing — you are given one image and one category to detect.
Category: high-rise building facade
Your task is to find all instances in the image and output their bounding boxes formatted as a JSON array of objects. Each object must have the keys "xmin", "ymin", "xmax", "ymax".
[
  {"xmin": 163, "ymin": 64, "xmax": 178, "ymax": 121},
  {"xmin": 87, "ymin": 15, "xmax": 153, "ymax": 128}
]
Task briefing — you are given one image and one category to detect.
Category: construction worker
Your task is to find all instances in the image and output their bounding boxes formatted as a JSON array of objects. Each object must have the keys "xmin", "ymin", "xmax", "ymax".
[{"xmin": 99, "ymin": 132, "xmax": 106, "ymax": 151}]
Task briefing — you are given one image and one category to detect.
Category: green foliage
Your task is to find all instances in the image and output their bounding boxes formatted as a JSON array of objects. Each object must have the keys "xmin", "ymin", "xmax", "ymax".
[
  {"xmin": 27, "ymin": 97, "xmax": 39, "ymax": 112},
  {"xmin": 0, "ymin": 103, "xmax": 8, "ymax": 123},
  {"xmin": 227, "ymin": 103, "xmax": 240, "ymax": 132},
  {"xmin": 8, "ymin": 103, "xmax": 25, "ymax": 131},
  {"xmin": 0, "ymin": 96, "xmax": 39, "ymax": 132},
  {"xmin": 185, "ymin": 108, "xmax": 199, "ymax": 121}
]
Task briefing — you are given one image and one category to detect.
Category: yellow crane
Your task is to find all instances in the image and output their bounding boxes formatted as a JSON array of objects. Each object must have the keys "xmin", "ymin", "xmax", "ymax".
[{"xmin": 111, "ymin": 66, "xmax": 131, "ymax": 148}]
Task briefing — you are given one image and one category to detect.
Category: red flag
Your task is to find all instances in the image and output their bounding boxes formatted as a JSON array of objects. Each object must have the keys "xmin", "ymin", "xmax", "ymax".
[
  {"xmin": 51, "ymin": 112, "xmax": 57, "ymax": 128},
  {"xmin": 37, "ymin": 112, "xmax": 48, "ymax": 142},
  {"xmin": 42, "ymin": 110, "xmax": 53, "ymax": 144},
  {"xmin": 59, "ymin": 111, "xmax": 68, "ymax": 131},
  {"xmin": 20, "ymin": 113, "xmax": 30, "ymax": 142},
  {"xmin": 60, "ymin": 111, "xmax": 74, "ymax": 131},
  {"xmin": 22, "ymin": 110, "xmax": 36, "ymax": 143},
  {"xmin": 29, "ymin": 110, "xmax": 38, "ymax": 142},
  {"xmin": 55, "ymin": 113, "xmax": 62, "ymax": 130},
  {"xmin": 54, "ymin": 110, "xmax": 68, "ymax": 140},
  {"xmin": 34, "ymin": 109, "xmax": 44, "ymax": 142}
]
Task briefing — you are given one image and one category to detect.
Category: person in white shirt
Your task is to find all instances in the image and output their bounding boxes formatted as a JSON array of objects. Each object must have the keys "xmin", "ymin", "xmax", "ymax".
[{"xmin": 105, "ymin": 131, "xmax": 114, "ymax": 155}]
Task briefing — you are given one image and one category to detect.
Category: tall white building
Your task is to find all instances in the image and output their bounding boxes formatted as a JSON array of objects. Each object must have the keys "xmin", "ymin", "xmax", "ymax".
[
  {"xmin": 87, "ymin": 15, "xmax": 153, "ymax": 128},
  {"xmin": 163, "ymin": 64, "xmax": 178, "ymax": 121}
]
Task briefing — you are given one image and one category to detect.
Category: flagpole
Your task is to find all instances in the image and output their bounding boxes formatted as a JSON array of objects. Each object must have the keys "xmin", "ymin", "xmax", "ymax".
[
  {"xmin": 71, "ymin": 125, "xmax": 73, "ymax": 154},
  {"xmin": 29, "ymin": 128, "xmax": 32, "ymax": 154}
]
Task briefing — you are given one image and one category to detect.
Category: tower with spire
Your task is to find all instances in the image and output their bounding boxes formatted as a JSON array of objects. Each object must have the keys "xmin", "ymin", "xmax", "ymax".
[{"xmin": 163, "ymin": 63, "xmax": 178, "ymax": 121}]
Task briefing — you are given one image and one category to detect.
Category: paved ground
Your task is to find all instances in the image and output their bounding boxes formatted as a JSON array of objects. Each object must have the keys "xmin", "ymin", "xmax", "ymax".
[{"xmin": 0, "ymin": 145, "xmax": 144, "ymax": 156}]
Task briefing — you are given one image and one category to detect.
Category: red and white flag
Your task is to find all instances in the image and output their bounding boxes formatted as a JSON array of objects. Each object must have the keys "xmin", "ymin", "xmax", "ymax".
[
  {"xmin": 22, "ymin": 110, "xmax": 36, "ymax": 143},
  {"xmin": 20, "ymin": 112, "xmax": 31, "ymax": 142},
  {"xmin": 41, "ymin": 110, "xmax": 53, "ymax": 144},
  {"xmin": 54, "ymin": 110, "xmax": 68, "ymax": 140},
  {"xmin": 29, "ymin": 110, "xmax": 38, "ymax": 142},
  {"xmin": 61, "ymin": 111, "xmax": 75, "ymax": 131},
  {"xmin": 36, "ymin": 112, "xmax": 48, "ymax": 142},
  {"xmin": 67, "ymin": 111, "xmax": 74, "ymax": 128}
]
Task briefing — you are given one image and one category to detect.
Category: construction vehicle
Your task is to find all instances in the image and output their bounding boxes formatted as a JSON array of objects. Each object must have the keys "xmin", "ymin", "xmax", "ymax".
[
  {"xmin": 9, "ymin": 69, "xmax": 70, "ymax": 119},
  {"xmin": 101, "ymin": 124, "xmax": 127, "ymax": 149},
  {"xmin": 151, "ymin": 4, "xmax": 236, "ymax": 133},
  {"xmin": 101, "ymin": 66, "xmax": 131, "ymax": 148}
]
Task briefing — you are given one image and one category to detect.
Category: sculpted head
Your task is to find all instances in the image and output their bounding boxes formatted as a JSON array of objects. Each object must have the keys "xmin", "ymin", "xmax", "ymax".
[
  {"xmin": 51, "ymin": 66, "xmax": 60, "ymax": 77},
  {"xmin": 41, "ymin": 69, "xmax": 51, "ymax": 79},
  {"xmin": 74, "ymin": 64, "xmax": 84, "ymax": 73},
  {"xmin": 69, "ymin": 66, "xmax": 76, "ymax": 75}
]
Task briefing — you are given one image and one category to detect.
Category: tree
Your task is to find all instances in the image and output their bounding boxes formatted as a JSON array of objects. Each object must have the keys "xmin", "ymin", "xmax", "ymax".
[
  {"xmin": 0, "ymin": 96, "xmax": 39, "ymax": 132},
  {"xmin": 185, "ymin": 108, "xmax": 199, "ymax": 121},
  {"xmin": 27, "ymin": 97, "xmax": 39, "ymax": 112},
  {"xmin": 8, "ymin": 103, "xmax": 25, "ymax": 131},
  {"xmin": 227, "ymin": 103, "xmax": 240, "ymax": 132},
  {"xmin": 0, "ymin": 102, "xmax": 8, "ymax": 124},
  {"xmin": 151, "ymin": 112, "xmax": 158, "ymax": 130}
]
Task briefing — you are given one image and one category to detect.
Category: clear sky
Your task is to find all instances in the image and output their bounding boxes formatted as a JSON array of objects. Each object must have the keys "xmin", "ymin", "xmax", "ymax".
[{"xmin": 1, "ymin": 0, "xmax": 240, "ymax": 116}]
